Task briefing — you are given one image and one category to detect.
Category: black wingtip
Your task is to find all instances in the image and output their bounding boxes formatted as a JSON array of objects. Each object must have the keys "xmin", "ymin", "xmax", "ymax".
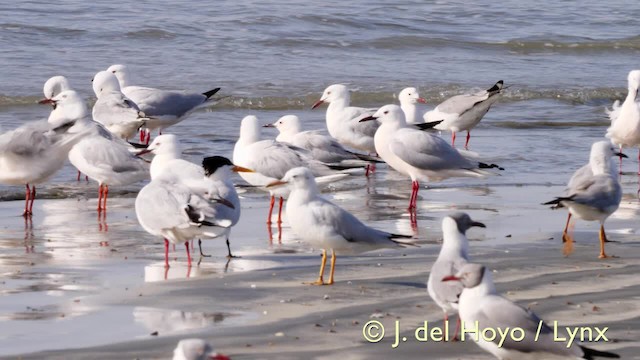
[
  {"xmin": 486, "ymin": 80, "xmax": 504, "ymax": 93},
  {"xmin": 580, "ymin": 345, "xmax": 620, "ymax": 360},
  {"xmin": 127, "ymin": 141, "xmax": 148, "ymax": 149},
  {"xmin": 478, "ymin": 162, "xmax": 504, "ymax": 171},
  {"xmin": 542, "ymin": 195, "xmax": 573, "ymax": 207},
  {"xmin": 415, "ymin": 120, "xmax": 443, "ymax": 130},
  {"xmin": 202, "ymin": 87, "xmax": 221, "ymax": 99}
]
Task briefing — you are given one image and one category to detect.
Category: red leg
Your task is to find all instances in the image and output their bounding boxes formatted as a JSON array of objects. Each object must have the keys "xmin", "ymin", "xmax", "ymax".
[
  {"xmin": 277, "ymin": 197, "xmax": 284, "ymax": 224},
  {"xmin": 77, "ymin": 171, "xmax": 81, "ymax": 181},
  {"xmin": 139, "ymin": 129, "xmax": 145, "ymax": 142},
  {"xmin": 464, "ymin": 131, "xmax": 471, "ymax": 150},
  {"xmin": 365, "ymin": 164, "xmax": 371, "ymax": 177},
  {"xmin": 164, "ymin": 239, "xmax": 170, "ymax": 268},
  {"xmin": 29, "ymin": 186, "xmax": 36, "ymax": 214},
  {"xmin": 97, "ymin": 184, "xmax": 103, "ymax": 211},
  {"xmin": 451, "ymin": 132, "xmax": 456, "ymax": 147},
  {"xmin": 23, "ymin": 184, "xmax": 31, "ymax": 217},
  {"xmin": 267, "ymin": 195, "xmax": 275, "ymax": 225},
  {"xmin": 85, "ymin": 175, "xmax": 89, "ymax": 182},
  {"xmin": 370, "ymin": 162, "xmax": 376, "ymax": 172},
  {"xmin": 184, "ymin": 241, "xmax": 192, "ymax": 267},
  {"xmin": 102, "ymin": 185, "xmax": 109, "ymax": 211},
  {"xmin": 145, "ymin": 131, "xmax": 151, "ymax": 145},
  {"xmin": 452, "ymin": 317, "xmax": 461, "ymax": 341}
]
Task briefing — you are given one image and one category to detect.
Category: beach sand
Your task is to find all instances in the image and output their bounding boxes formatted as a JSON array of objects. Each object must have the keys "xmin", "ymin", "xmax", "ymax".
[{"xmin": 1, "ymin": 169, "xmax": 639, "ymax": 359}]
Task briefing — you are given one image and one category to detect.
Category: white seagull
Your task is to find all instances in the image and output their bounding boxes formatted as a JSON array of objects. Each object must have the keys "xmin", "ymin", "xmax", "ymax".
[
  {"xmin": 173, "ymin": 338, "xmax": 230, "ymax": 360},
  {"xmin": 543, "ymin": 141, "xmax": 624, "ymax": 259},
  {"xmin": 311, "ymin": 84, "xmax": 379, "ymax": 174},
  {"xmin": 443, "ymin": 263, "xmax": 620, "ymax": 360},
  {"xmin": 263, "ymin": 114, "xmax": 380, "ymax": 165},
  {"xmin": 135, "ymin": 169, "xmax": 238, "ymax": 268},
  {"xmin": 233, "ymin": 115, "xmax": 350, "ymax": 225},
  {"xmin": 427, "ymin": 212, "xmax": 484, "ymax": 341},
  {"xmin": 92, "ymin": 70, "xmax": 149, "ymax": 140},
  {"xmin": 1, "ymin": 91, "xmax": 89, "ymax": 216},
  {"xmin": 425, "ymin": 80, "xmax": 503, "ymax": 149},
  {"xmin": 605, "ymin": 70, "xmax": 640, "ymax": 174},
  {"xmin": 47, "ymin": 90, "xmax": 149, "ymax": 211},
  {"xmin": 39, "ymin": 75, "xmax": 71, "ymax": 106},
  {"xmin": 267, "ymin": 167, "xmax": 414, "ymax": 285},
  {"xmin": 106, "ymin": 64, "xmax": 220, "ymax": 143},
  {"xmin": 398, "ymin": 87, "xmax": 427, "ymax": 124},
  {"xmin": 361, "ymin": 104, "xmax": 502, "ymax": 211}
]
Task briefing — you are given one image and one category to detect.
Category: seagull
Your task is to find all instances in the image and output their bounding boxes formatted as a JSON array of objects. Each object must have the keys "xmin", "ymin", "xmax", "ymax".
[
  {"xmin": 425, "ymin": 80, "xmax": 503, "ymax": 149},
  {"xmin": 443, "ymin": 263, "xmax": 620, "ymax": 360},
  {"xmin": 427, "ymin": 213, "xmax": 485, "ymax": 341},
  {"xmin": 173, "ymin": 339, "xmax": 230, "ymax": 360},
  {"xmin": 106, "ymin": 64, "xmax": 221, "ymax": 144},
  {"xmin": 233, "ymin": 115, "xmax": 352, "ymax": 225},
  {"xmin": 605, "ymin": 70, "xmax": 640, "ymax": 174},
  {"xmin": 39, "ymin": 76, "xmax": 71, "ymax": 106},
  {"xmin": 1, "ymin": 91, "xmax": 89, "ymax": 216},
  {"xmin": 263, "ymin": 114, "xmax": 380, "ymax": 165},
  {"xmin": 311, "ymin": 84, "xmax": 379, "ymax": 175},
  {"xmin": 135, "ymin": 169, "xmax": 238, "ymax": 268},
  {"xmin": 137, "ymin": 136, "xmax": 252, "ymax": 257},
  {"xmin": 46, "ymin": 89, "xmax": 149, "ymax": 212},
  {"xmin": 267, "ymin": 167, "xmax": 414, "ymax": 285},
  {"xmin": 543, "ymin": 141, "xmax": 624, "ymax": 259},
  {"xmin": 92, "ymin": 70, "xmax": 149, "ymax": 140},
  {"xmin": 361, "ymin": 104, "xmax": 502, "ymax": 211},
  {"xmin": 398, "ymin": 87, "xmax": 427, "ymax": 124}
]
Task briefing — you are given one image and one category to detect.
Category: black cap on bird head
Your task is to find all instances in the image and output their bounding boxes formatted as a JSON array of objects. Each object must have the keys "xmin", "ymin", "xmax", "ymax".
[{"xmin": 202, "ymin": 156, "xmax": 233, "ymax": 177}]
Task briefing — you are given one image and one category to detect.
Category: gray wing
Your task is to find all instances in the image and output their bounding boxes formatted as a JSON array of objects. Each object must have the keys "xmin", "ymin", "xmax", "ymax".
[
  {"xmin": 389, "ymin": 129, "xmax": 475, "ymax": 171},
  {"xmin": 567, "ymin": 164, "xmax": 592, "ymax": 191},
  {"xmin": 123, "ymin": 86, "xmax": 206, "ymax": 118},
  {"xmin": 436, "ymin": 82, "xmax": 502, "ymax": 116},
  {"xmin": 474, "ymin": 295, "xmax": 581, "ymax": 357},
  {"xmin": 346, "ymin": 106, "xmax": 379, "ymax": 138},
  {"xmin": 135, "ymin": 181, "xmax": 192, "ymax": 234},
  {"xmin": 92, "ymin": 91, "xmax": 143, "ymax": 127},
  {"xmin": 428, "ymin": 259, "xmax": 466, "ymax": 306},
  {"xmin": 293, "ymin": 131, "xmax": 355, "ymax": 163},
  {"xmin": 0, "ymin": 122, "xmax": 52, "ymax": 158},
  {"xmin": 567, "ymin": 174, "xmax": 621, "ymax": 211}
]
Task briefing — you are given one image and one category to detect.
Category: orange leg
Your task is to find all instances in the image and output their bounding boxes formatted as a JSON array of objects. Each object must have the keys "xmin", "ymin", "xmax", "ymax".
[
  {"xmin": 599, "ymin": 224, "xmax": 611, "ymax": 259},
  {"xmin": 266, "ymin": 195, "xmax": 275, "ymax": 225},
  {"xmin": 28, "ymin": 185, "xmax": 36, "ymax": 214},
  {"xmin": 97, "ymin": 184, "xmax": 103, "ymax": 211},
  {"xmin": 164, "ymin": 239, "xmax": 170, "ymax": 268},
  {"xmin": 22, "ymin": 184, "xmax": 31, "ymax": 217},
  {"xmin": 451, "ymin": 131, "xmax": 456, "ymax": 147},
  {"xmin": 185, "ymin": 241, "xmax": 192, "ymax": 267},
  {"xmin": 277, "ymin": 197, "xmax": 284, "ymax": 224}
]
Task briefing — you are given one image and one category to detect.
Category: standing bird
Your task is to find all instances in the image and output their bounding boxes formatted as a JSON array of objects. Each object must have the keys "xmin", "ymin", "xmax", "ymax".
[
  {"xmin": 47, "ymin": 90, "xmax": 149, "ymax": 212},
  {"xmin": 361, "ymin": 105, "xmax": 501, "ymax": 212},
  {"xmin": 427, "ymin": 213, "xmax": 485, "ymax": 341},
  {"xmin": 1, "ymin": 91, "xmax": 89, "ymax": 216},
  {"xmin": 543, "ymin": 141, "xmax": 624, "ymax": 259},
  {"xmin": 233, "ymin": 115, "xmax": 349, "ymax": 225},
  {"xmin": 425, "ymin": 80, "xmax": 503, "ymax": 149},
  {"xmin": 443, "ymin": 263, "xmax": 620, "ymax": 360},
  {"xmin": 106, "ymin": 64, "xmax": 220, "ymax": 144},
  {"xmin": 135, "ymin": 170, "xmax": 238, "ymax": 268},
  {"xmin": 92, "ymin": 70, "xmax": 149, "ymax": 140},
  {"xmin": 263, "ymin": 114, "xmax": 379, "ymax": 165},
  {"xmin": 311, "ymin": 84, "xmax": 379, "ymax": 175},
  {"xmin": 605, "ymin": 70, "xmax": 640, "ymax": 174},
  {"xmin": 398, "ymin": 87, "xmax": 427, "ymax": 125},
  {"xmin": 173, "ymin": 339, "xmax": 230, "ymax": 360},
  {"xmin": 268, "ymin": 167, "xmax": 413, "ymax": 285}
]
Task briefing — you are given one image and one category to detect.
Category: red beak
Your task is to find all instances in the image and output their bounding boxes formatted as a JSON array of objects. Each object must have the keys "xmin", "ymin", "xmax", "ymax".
[
  {"xmin": 441, "ymin": 275, "xmax": 460, "ymax": 282},
  {"xmin": 417, "ymin": 98, "xmax": 426, "ymax": 104},
  {"xmin": 311, "ymin": 99, "xmax": 324, "ymax": 109},
  {"xmin": 135, "ymin": 149, "xmax": 152, "ymax": 156},
  {"xmin": 38, "ymin": 98, "xmax": 55, "ymax": 105}
]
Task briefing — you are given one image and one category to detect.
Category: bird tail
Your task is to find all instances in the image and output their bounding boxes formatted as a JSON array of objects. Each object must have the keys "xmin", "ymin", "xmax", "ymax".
[
  {"xmin": 580, "ymin": 345, "xmax": 620, "ymax": 359},
  {"xmin": 542, "ymin": 195, "xmax": 574, "ymax": 208},
  {"xmin": 349, "ymin": 152, "xmax": 385, "ymax": 163},
  {"xmin": 326, "ymin": 163, "xmax": 367, "ymax": 171},
  {"xmin": 478, "ymin": 162, "xmax": 505, "ymax": 171},
  {"xmin": 389, "ymin": 233, "xmax": 419, "ymax": 247},
  {"xmin": 415, "ymin": 120, "xmax": 444, "ymax": 130},
  {"xmin": 202, "ymin": 87, "xmax": 221, "ymax": 99},
  {"xmin": 486, "ymin": 80, "xmax": 504, "ymax": 95}
]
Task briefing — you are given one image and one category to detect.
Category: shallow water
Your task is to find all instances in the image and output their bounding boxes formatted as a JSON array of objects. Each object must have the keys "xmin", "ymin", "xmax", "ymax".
[{"xmin": 1, "ymin": 1, "xmax": 640, "ymax": 357}]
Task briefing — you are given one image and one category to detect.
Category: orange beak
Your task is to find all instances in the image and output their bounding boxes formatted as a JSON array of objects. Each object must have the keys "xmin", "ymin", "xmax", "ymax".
[
  {"xmin": 266, "ymin": 180, "xmax": 288, "ymax": 188},
  {"xmin": 232, "ymin": 165, "xmax": 254, "ymax": 173}
]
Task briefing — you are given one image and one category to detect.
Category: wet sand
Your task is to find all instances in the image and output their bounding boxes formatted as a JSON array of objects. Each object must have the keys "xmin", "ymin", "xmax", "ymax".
[{"xmin": 1, "ymin": 167, "xmax": 639, "ymax": 359}]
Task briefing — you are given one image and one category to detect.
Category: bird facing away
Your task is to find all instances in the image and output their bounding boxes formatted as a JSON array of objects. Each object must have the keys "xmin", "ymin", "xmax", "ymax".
[
  {"xmin": 605, "ymin": 70, "xmax": 640, "ymax": 174},
  {"xmin": 268, "ymin": 167, "xmax": 413, "ymax": 285},
  {"xmin": 398, "ymin": 87, "xmax": 427, "ymax": 125},
  {"xmin": 361, "ymin": 104, "xmax": 502, "ymax": 211},
  {"xmin": 543, "ymin": 141, "xmax": 624, "ymax": 259},
  {"xmin": 443, "ymin": 263, "xmax": 620, "ymax": 360},
  {"xmin": 40, "ymin": 75, "xmax": 71, "ymax": 106},
  {"xmin": 425, "ymin": 80, "xmax": 504, "ymax": 149},
  {"xmin": 107, "ymin": 64, "xmax": 220, "ymax": 144},
  {"xmin": 427, "ymin": 213, "xmax": 485, "ymax": 341}
]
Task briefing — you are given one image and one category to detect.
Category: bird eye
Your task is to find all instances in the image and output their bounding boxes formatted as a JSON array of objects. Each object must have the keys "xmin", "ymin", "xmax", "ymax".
[
  {"xmin": 327, "ymin": 91, "xmax": 331, "ymax": 95},
  {"xmin": 111, "ymin": 70, "xmax": 116, "ymax": 73},
  {"xmin": 408, "ymin": 93, "xmax": 412, "ymax": 96},
  {"xmin": 383, "ymin": 110, "xmax": 388, "ymax": 114}
]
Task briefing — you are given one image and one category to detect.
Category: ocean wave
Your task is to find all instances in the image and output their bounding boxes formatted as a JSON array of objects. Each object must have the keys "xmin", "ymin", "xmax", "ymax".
[
  {"xmin": 125, "ymin": 28, "xmax": 177, "ymax": 40},
  {"xmin": 0, "ymin": 23, "xmax": 86, "ymax": 37}
]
